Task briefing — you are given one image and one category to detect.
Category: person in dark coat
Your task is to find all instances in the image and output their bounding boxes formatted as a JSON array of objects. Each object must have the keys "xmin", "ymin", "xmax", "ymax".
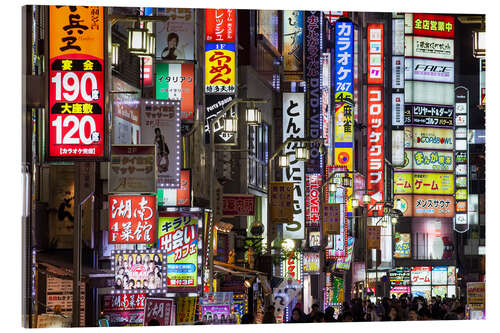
[{"xmin": 289, "ymin": 307, "xmax": 306, "ymax": 323}]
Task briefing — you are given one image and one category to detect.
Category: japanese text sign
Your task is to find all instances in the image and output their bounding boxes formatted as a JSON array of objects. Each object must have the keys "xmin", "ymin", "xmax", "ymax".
[
  {"xmin": 141, "ymin": 99, "xmax": 181, "ymax": 188},
  {"xmin": 282, "ymin": 93, "xmax": 306, "ymax": 239},
  {"xmin": 158, "ymin": 213, "xmax": 199, "ymax": 288},
  {"xmin": 108, "ymin": 145, "xmax": 156, "ymax": 193},
  {"xmin": 398, "ymin": 150, "xmax": 454, "ymax": 171},
  {"xmin": 205, "ymin": 43, "xmax": 236, "ymax": 94},
  {"xmin": 48, "ymin": 6, "xmax": 104, "ymax": 159},
  {"xmin": 368, "ymin": 24, "xmax": 384, "ymax": 84},
  {"xmin": 467, "ymin": 282, "xmax": 485, "ymax": 310},
  {"xmin": 113, "ymin": 251, "xmax": 165, "ymax": 292},
  {"xmin": 205, "ymin": 9, "xmax": 235, "ymax": 42},
  {"xmin": 335, "ymin": 236, "xmax": 354, "ymax": 270},
  {"xmin": 405, "ymin": 58, "xmax": 454, "ymax": 83},
  {"xmin": 109, "ymin": 195, "xmax": 156, "ymax": 244},
  {"xmin": 204, "ymin": 94, "xmax": 236, "ymax": 145},
  {"xmin": 306, "ymin": 174, "xmax": 322, "ymax": 226},
  {"xmin": 405, "ymin": 104, "xmax": 454, "ymax": 128},
  {"xmin": 282, "ymin": 252, "xmax": 302, "ymax": 283},
  {"xmin": 405, "ymin": 36, "xmax": 454, "ymax": 60},
  {"xmin": 323, "ymin": 204, "xmax": 341, "ymax": 235},
  {"xmin": 222, "ymin": 194, "xmax": 255, "ymax": 216},
  {"xmin": 305, "ymin": 11, "xmax": 322, "ymax": 174},
  {"xmin": 394, "ymin": 172, "xmax": 454, "ymax": 195},
  {"xmin": 394, "ymin": 233, "xmax": 411, "ymax": 258},
  {"xmin": 367, "ymin": 226, "xmax": 381, "ymax": 250},
  {"xmin": 412, "ymin": 14, "xmax": 454, "ymax": 39},
  {"xmin": 409, "ymin": 127, "xmax": 454, "ymax": 150},
  {"xmin": 411, "ymin": 266, "xmax": 431, "ymax": 285},
  {"xmin": 155, "ymin": 63, "xmax": 195, "ymax": 121},
  {"xmin": 157, "ymin": 169, "xmax": 191, "ymax": 207},
  {"xmin": 270, "ymin": 182, "xmax": 294, "ymax": 224},
  {"xmin": 367, "ymin": 86, "xmax": 384, "ymax": 215},
  {"xmin": 143, "ymin": 298, "xmax": 175, "ymax": 326},
  {"xmin": 394, "ymin": 194, "xmax": 455, "ymax": 217},
  {"xmin": 103, "ymin": 294, "xmax": 146, "ymax": 312},
  {"xmin": 283, "ymin": 10, "xmax": 304, "ymax": 72},
  {"xmin": 176, "ymin": 297, "xmax": 197, "ymax": 324},
  {"xmin": 303, "ymin": 252, "xmax": 320, "ymax": 273}
]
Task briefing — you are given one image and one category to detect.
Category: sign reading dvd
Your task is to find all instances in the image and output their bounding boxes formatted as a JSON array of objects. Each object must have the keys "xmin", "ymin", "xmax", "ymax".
[{"xmin": 48, "ymin": 6, "xmax": 105, "ymax": 159}]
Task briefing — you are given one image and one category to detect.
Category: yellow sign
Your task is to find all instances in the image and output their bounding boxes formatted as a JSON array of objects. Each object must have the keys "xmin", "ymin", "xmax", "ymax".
[
  {"xmin": 49, "ymin": 6, "xmax": 104, "ymax": 59},
  {"xmin": 467, "ymin": 282, "xmax": 485, "ymax": 310},
  {"xmin": 176, "ymin": 297, "xmax": 197, "ymax": 324},
  {"xmin": 394, "ymin": 172, "xmax": 454, "ymax": 194},
  {"xmin": 334, "ymin": 92, "xmax": 354, "ymax": 143},
  {"xmin": 205, "ymin": 43, "xmax": 236, "ymax": 94}
]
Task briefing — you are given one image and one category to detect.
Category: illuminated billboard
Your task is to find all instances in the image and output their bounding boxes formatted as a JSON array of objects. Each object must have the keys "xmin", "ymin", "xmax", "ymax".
[{"xmin": 394, "ymin": 172, "xmax": 454, "ymax": 195}]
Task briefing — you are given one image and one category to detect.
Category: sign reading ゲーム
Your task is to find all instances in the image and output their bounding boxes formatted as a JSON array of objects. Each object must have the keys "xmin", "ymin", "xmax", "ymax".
[{"xmin": 49, "ymin": 6, "xmax": 105, "ymax": 158}]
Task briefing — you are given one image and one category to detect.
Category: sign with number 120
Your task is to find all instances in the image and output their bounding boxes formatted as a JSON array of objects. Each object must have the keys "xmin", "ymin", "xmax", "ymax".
[{"xmin": 48, "ymin": 6, "xmax": 105, "ymax": 159}]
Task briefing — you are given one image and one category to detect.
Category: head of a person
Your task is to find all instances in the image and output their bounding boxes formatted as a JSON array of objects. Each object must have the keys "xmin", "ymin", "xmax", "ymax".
[
  {"xmin": 144, "ymin": 254, "xmax": 151, "ymax": 264},
  {"xmin": 213, "ymin": 314, "xmax": 218, "ymax": 320},
  {"xmin": 128, "ymin": 255, "xmax": 134, "ymax": 265},
  {"xmin": 154, "ymin": 254, "xmax": 161, "ymax": 263},
  {"xmin": 408, "ymin": 309, "xmax": 418, "ymax": 321},
  {"xmin": 128, "ymin": 279, "xmax": 135, "ymax": 288},
  {"xmin": 311, "ymin": 303, "xmax": 320, "ymax": 313},
  {"xmin": 135, "ymin": 255, "xmax": 142, "ymax": 264},
  {"xmin": 418, "ymin": 307, "xmax": 431, "ymax": 320},
  {"xmin": 389, "ymin": 306, "xmax": 399, "ymax": 319},
  {"xmin": 154, "ymin": 265, "xmax": 160, "ymax": 274},
  {"xmin": 167, "ymin": 33, "xmax": 179, "ymax": 48},
  {"xmin": 313, "ymin": 312, "xmax": 325, "ymax": 323},
  {"xmin": 155, "ymin": 127, "xmax": 161, "ymax": 136},
  {"xmin": 118, "ymin": 267, "xmax": 124, "ymax": 276},
  {"xmin": 115, "ymin": 277, "xmax": 122, "ymax": 286},
  {"xmin": 123, "ymin": 275, "xmax": 129, "ymax": 284},
  {"xmin": 136, "ymin": 280, "xmax": 142, "ymax": 289},
  {"xmin": 292, "ymin": 308, "xmax": 302, "ymax": 321},
  {"xmin": 143, "ymin": 279, "xmax": 149, "ymax": 288},
  {"xmin": 325, "ymin": 306, "xmax": 335, "ymax": 318}
]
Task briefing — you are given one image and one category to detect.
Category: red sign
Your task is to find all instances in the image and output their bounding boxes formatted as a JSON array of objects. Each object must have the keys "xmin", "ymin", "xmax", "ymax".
[
  {"xmin": 48, "ymin": 6, "xmax": 105, "ymax": 158},
  {"xmin": 143, "ymin": 298, "xmax": 175, "ymax": 326},
  {"xmin": 222, "ymin": 195, "xmax": 255, "ymax": 216},
  {"xmin": 103, "ymin": 294, "xmax": 146, "ymax": 312},
  {"xmin": 205, "ymin": 9, "xmax": 235, "ymax": 42},
  {"xmin": 306, "ymin": 174, "xmax": 322, "ymax": 226},
  {"xmin": 412, "ymin": 13, "xmax": 455, "ymax": 38},
  {"xmin": 367, "ymin": 24, "xmax": 383, "ymax": 84},
  {"xmin": 140, "ymin": 56, "xmax": 153, "ymax": 87},
  {"xmin": 367, "ymin": 86, "xmax": 384, "ymax": 216},
  {"xmin": 108, "ymin": 195, "xmax": 156, "ymax": 244}
]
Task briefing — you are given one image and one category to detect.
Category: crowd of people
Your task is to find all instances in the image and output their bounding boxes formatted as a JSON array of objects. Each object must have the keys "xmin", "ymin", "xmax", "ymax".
[{"xmin": 237, "ymin": 294, "xmax": 467, "ymax": 324}]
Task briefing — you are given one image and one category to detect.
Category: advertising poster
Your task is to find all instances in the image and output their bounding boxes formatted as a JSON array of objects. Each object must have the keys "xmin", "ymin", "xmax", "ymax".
[
  {"xmin": 205, "ymin": 43, "xmax": 236, "ymax": 94},
  {"xmin": 283, "ymin": 10, "xmax": 304, "ymax": 73},
  {"xmin": 306, "ymin": 174, "xmax": 321, "ymax": 226},
  {"xmin": 155, "ymin": 8, "xmax": 194, "ymax": 60},
  {"xmin": 143, "ymin": 298, "xmax": 175, "ymax": 326},
  {"xmin": 322, "ymin": 53, "xmax": 332, "ymax": 149},
  {"xmin": 432, "ymin": 266, "xmax": 448, "ymax": 284},
  {"xmin": 48, "ymin": 6, "xmax": 104, "ymax": 159},
  {"xmin": 405, "ymin": 58, "xmax": 454, "ymax": 83},
  {"xmin": 303, "ymin": 252, "xmax": 320, "ymax": 273},
  {"xmin": 157, "ymin": 169, "xmax": 191, "ymax": 207},
  {"xmin": 112, "ymin": 77, "xmax": 141, "ymax": 145},
  {"xmin": 367, "ymin": 24, "xmax": 384, "ymax": 84},
  {"xmin": 141, "ymin": 99, "xmax": 181, "ymax": 188},
  {"xmin": 411, "ymin": 14, "xmax": 455, "ymax": 38},
  {"xmin": 405, "ymin": 36, "xmax": 454, "ymax": 60},
  {"xmin": 394, "ymin": 172, "xmax": 454, "ymax": 195},
  {"xmin": 222, "ymin": 194, "xmax": 255, "ymax": 216},
  {"xmin": 176, "ymin": 297, "xmax": 197, "ymax": 324},
  {"xmin": 48, "ymin": 165, "xmax": 74, "ymax": 247},
  {"xmin": 305, "ymin": 11, "xmax": 322, "ymax": 174},
  {"xmin": 467, "ymin": 282, "xmax": 486, "ymax": 310},
  {"xmin": 411, "ymin": 286, "xmax": 431, "ymax": 299},
  {"xmin": 448, "ymin": 266, "xmax": 456, "ymax": 284},
  {"xmin": 155, "ymin": 63, "xmax": 195, "ymax": 121},
  {"xmin": 108, "ymin": 145, "xmax": 156, "ymax": 193},
  {"xmin": 158, "ymin": 214, "xmax": 199, "ymax": 289},
  {"xmin": 45, "ymin": 276, "xmax": 85, "ymax": 326},
  {"xmin": 397, "ymin": 150, "xmax": 454, "ymax": 171},
  {"xmin": 258, "ymin": 10, "xmax": 279, "ymax": 50},
  {"xmin": 394, "ymin": 233, "xmax": 411, "ymax": 257},
  {"xmin": 270, "ymin": 182, "xmax": 294, "ymax": 224},
  {"xmin": 407, "ymin": 104, "xmax": 454, "ymax": 127},
  {"xmin": 409, "ymin": 127, "xmax": 454, "ymax": 150},
  {"xmin": 411, "ymin": 266, "xmax": 431, "ymax": 285},
  {"xmin": 367, "ymin": 86, "xmax": 384, "ymax": 215},
  {"xmin": 205, "ymin": 9, "xmax": 235, "ymax": 42},
  {"xmin": 335, "ymin": 236, "xmax": 355, "ymax": 270},
  {"xmin": 201, "ymin": 305, "xmax": 231, "ymax": 323},
  {"xmin": 108, "ymin": 195, "xmax": 156, "ymax": 244},
  {"xmin": 113, "ymin": 251, "xmax": 165, "ymax": 291},
  {"xmin": 432, "ymin": 285, "xmax": 448, "ymax": 297},
  {"xmin": 204, "ymin": 94, "xmax": 235, "ymax": 144},
  {"xmin": 282, "ymin": 93, "xmax": 306, "ymax": 239},
  {"xmin": 389, "ymin": 267, "xmax": 411, "ymax": 286},
  {"xmin": 394, "ymin": 194, "xmax": 455, "ymax": 217}
]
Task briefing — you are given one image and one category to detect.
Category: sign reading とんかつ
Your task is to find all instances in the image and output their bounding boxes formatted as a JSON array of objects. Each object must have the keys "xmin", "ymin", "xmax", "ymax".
[{"xmin": 48, "ymin": 6, "xmax": 104, "ymax": 159}]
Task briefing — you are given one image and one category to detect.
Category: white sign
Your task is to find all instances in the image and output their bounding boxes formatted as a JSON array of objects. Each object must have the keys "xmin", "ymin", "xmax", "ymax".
[
  {"xmin": 405, "ymin": 58, "xmax": 454, "ymax": 83},
  {"xmin": 411, "ymin": 127, "xmax": 454, "ymax": 150},
  {"xmin": 392, "ymin": 93, "xmax": 405, "ymax": 126},
  {"xmin": 392, "ymin": 56, "xmax": 405, "ymax": 89},
  {"xmin": 405, "ymin": 36, "xmax": 454, "ymax": 60},
  {"xmin": 404, "ymin": 13, "xmax": 413, "ymax": 34},
  {"xmin": 282, "ymin": 93, "xmax": 306, "ymax": 240},
  {"xmin": 405, "ymin": 81, "xmax": 454, "ymax": 106},
  {"xmin": 392, "ymin": 130, "xmax": 405, "ymax": 166},
  {"xmin": 392, "ymin": 19, "xmax": 405, "ymax": 56}
]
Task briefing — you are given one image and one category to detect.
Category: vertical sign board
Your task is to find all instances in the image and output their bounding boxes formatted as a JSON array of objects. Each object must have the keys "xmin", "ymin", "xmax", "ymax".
[
  {"xmin": 454, "ymin": 87, "xmax": 469, "ymax": 232},
  {"xmin": 479, "ymin": 59, "xmax": 485, "ymax": 106},
  {"xmin": 305, "ymin": 174, "xmax": 322, "ymax": 227},
  {"xmin": 367, "ymin": 24, "xmax": 384, "ymax": 84},
  {"xmin": 205, "ymin": 43, "xmax": 236, "ymax": 94},
  {"xmin": 392, "ymin": 18, "xmax": 405, "ymax": 167},
  {"xmin": 143, "ymin": 298, "xmax": 175, "ymax": 326},
  {"xmin": 155, "ymin": 8, "xmax": 195, "ymax": 60},
  {"xmin": 48, "ymin": 6, "xmax": 105, "ymax": 159},
  {"xmin": 283, "ymin": 93, "xmax": 306, "ymax": 239},
  {"xmin": 334, "ymin": 21, "xmax": 354, "ymax": 217},
  {"xmin": 270, "ymin": 182, "xmax": 294, "ymax": 224},
  {"xmin": 283, "ymin": 10, "xmax": 304, "ymax": 74},
  {"xmin": 305, "ymin": 11, "xmax": 322, "ymax": 174},
  {"xmin": 155, "ymin": 63, "xmax": 195, "ymax": 121},
  {"xmin": 157, "ymin": 169, "xmax": 191, "ymax": 207},
  {"xmin": 325, "ymin": 165, "xmax": 348, "ymax": 258},
  {"xmin": 205, "ymin": 9, "xmax": 236, "ymax": 42},
  {"xmin": 367, "ymin": 86, "xmax": 384, "ymax": 216}
]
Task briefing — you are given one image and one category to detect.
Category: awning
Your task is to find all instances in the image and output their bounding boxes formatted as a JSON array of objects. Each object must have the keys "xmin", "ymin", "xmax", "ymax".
[{"xmin": 213, "ymin": 260, "xmax": 265, "ymax": 277}]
